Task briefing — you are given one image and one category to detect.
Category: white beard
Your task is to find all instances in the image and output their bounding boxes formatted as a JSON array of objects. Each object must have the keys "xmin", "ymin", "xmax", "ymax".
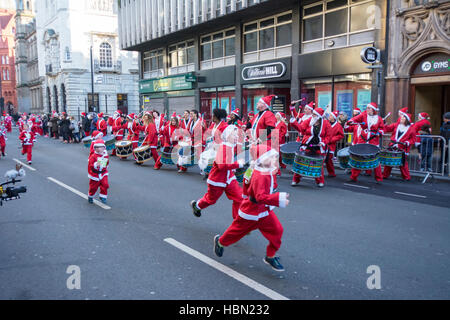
[{"xmin": 367, "ymin": 114, "xmax": 378, "ymax": 128}]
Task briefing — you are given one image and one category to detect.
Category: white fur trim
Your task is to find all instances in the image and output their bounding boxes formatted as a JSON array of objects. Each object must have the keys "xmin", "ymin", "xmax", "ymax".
[
  {"xmin": 238, "ymin": 209, "xmax": 269, "ymax": 221},
  {"xmin": 279, "ymin": 192, "xmax": 287, "ymax": 208}
]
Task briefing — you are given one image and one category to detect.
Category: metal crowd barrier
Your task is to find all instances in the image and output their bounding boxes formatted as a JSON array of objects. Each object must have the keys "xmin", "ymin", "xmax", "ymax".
[{"xmin": 286, "ymin": 131, "xmax": 449, "ymax": 180}]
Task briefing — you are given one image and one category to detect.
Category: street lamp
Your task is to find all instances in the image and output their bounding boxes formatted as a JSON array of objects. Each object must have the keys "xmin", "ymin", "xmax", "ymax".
[{"xmin": 90, "ymin": 46, "xmax": 95, "ymax": 112}]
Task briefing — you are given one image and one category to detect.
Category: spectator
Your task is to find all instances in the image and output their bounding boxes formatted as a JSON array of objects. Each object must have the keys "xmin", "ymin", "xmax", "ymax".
[
  {"xmin": 50, "ymin": 115, "xmax": 59, "ymax": 139},
  {"xmin": 89, "ymin": 113, "xmax": 98, "ymax": 134},
  {"xmin": 70, "ymin": 116, "xmax": 80, "ymax": 143},
  {"xmin": 60, "ymin": 114, "xmax": 71, "ymax": 143},
  {"xmin": 440, "ymin": 112, "xmax": 450, "ymax": 174},
  {"xmin": 419, "ymin": 123, "xmax": 433, "ymax": 172},
  {"xmin": 42, "ymin": 114, "xmax": 49, "ymax": 137}
]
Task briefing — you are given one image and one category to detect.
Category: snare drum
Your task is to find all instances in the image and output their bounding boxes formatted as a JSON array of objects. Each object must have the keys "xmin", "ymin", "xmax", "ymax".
[
  {"xmin": 380, "ymin": 149, "xmax": 404, "ymax": 167},
  {"xmin": 280, "ymin": 142, "xmax": 301, "ymax": 166},
  {"xmin": 348, "ymin": 144, "xmax": 380, "ymax": 170},
  {"xmin": 337, "ymin": 147, "xmax": 351, "ymax": 169},
  {"xmin": 82, "ymin": 136, "xmax": 92, "ymax": 149},
  {"xmin": 103, "ymin": 135, "xmax": 116, "ymax": 154},
  {"xmin": 178, "ymin": 146, "xmax": 196, "ymax": 167},
  {"xmin": 115, "ymin": 140, "xmax": 133, "ymax": 158},
  {"xmin": 160, "ymin": 147, "xmax": 178, "ymax": 165},
  {"xmin": 133, "ymin": 145, "xmax": 152, "ymax": 164},
  {"xmin": 292, "ymin": 151, "xmax": 324, "ymax": 178}
]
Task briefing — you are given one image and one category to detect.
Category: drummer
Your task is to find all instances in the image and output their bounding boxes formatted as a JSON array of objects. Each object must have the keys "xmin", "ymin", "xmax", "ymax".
[
  {"xmin": 289, "ymin": 101, "xmax": 314, "ymax": 143},
  {"xmin": 348, "ymin": 103, "xmax": 384, "ymax": 183},
  {"xmin": 126, "ymin": 113, "xmax": 141, "ymax": 150},
  {"xmin": 154, "ymin": 112, "xmax": 184, "ymax": 171},
  {"xmin": 111, "ymin": 110, "xmax": 126, "ymax": 156},
  {"xmin": 137, "ymin": 111, "xmax": 160, "ymax": 166},
  {"xmin": 96, "ymin": 112, "xmax": 108, "ymax": 137},
  {"xmin": 325, "ymin": 111, "xmax": 345, "ymax": 178},
  {"xmin": 291, "ymin": 107, "xmax": 330, "ymax": 188},
  {"xmin": 382, "ymin": 111, "xmax": 416, "ymax": 181}
]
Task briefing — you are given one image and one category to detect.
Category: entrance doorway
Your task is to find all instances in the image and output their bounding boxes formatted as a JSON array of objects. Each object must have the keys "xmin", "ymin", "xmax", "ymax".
[{"xmin": 117, "ymin": 94, "xmax": 128, "ymax": 115}]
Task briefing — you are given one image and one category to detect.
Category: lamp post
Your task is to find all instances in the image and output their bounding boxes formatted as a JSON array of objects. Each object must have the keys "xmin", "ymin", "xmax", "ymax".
[{"xmin": 90, "ymin": 45, "xmax": 95, "ymax": 112}]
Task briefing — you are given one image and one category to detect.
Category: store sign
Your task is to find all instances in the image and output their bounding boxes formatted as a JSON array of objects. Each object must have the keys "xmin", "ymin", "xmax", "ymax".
[
  {"xmin": 185, "ymin": 73, "xmax": 197, "ymax": 83},
  {"xmin": 139, "ymin": 75, "xmax": 193, "ymax": 94},
  {"xmin": 242, "ymin": 62, "xmax": 286, "ymax": 81},
  {"xmin": 413, "ymin": 53, "xmax": 450, "ymax": 75},
  {"xmin": 360, "ymin": 47, "xmax": 380, "ymax": 64}
]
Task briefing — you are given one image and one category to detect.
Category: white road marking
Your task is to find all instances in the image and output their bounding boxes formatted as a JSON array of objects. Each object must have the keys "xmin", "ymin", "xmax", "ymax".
[
  {"xmin": 164, "ymin": 237, "xmax": 290, "ymax": 301},
  {"xmin": 47, "ymin": 177, "xmax": 111, "ymax": 210},
  {"xmin": 394, "ymin": 191, "xmax": 427, "ymax": 199},
  {"xmin": 13, "ymin": 158, "xmax": 36, "ymax": 171},
  {"xmin": 343, "ymin": 183, "xmax": 370, "ymax": 189}
]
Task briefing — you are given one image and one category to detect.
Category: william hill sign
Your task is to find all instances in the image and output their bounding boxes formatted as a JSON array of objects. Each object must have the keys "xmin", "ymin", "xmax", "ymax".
[{"xmin": 242, "ymin": 61, "xmax": 287, "ymax": 81}]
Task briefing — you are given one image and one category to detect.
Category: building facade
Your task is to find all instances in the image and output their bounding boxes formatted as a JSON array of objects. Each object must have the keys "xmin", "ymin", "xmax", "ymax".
[
  {"xmin": 118, "ymin": 0, "xmax": 388, "ymax": 122},
  {"xmin": 0, "ymin": 7, "xmax": 18, "ymax": 115},
  {"xmin": 15, "ymin": 0, "xmax": 43, "ymax": 115},
  {"xmin": 385, "ymin": 0, "xmax": 450, "ymax": 133},
  {"xmin": 35, "ymin": 0, "xmax": 139, "ymax": 118}
]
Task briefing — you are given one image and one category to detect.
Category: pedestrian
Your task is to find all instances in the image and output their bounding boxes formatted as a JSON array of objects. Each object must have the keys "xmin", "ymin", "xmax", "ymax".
[
  {"xmin": 19, "ymin": 123, "xmax": 35, "ymax": 164},
  {"xmin": 419, "ymin": 123, "xmax": 433, "ymax": 172},
  {"xmin": 190, "ymin": 125, "xmax": 245, "ymax": 220},
  {"xmin": 0, "ymin": 120, "xmax": 6, "ymax": 157},
  {"xmin": 439, "ymin": 112, "xmax": 450, "ymax": 174},
  {"xmin": 60, "ymin": 114, "xmax": 71, "ymax": 143},
  {"xmin": 88, "ymin": 139, "xmax": 110, "ymax": 204},
  {"xmin": 70, "ymin": 116, "xmax": 80, "ymax": 143},
  {"xmin": 213, "ymin": 144, "xmax": 289, "ymax": 272}
]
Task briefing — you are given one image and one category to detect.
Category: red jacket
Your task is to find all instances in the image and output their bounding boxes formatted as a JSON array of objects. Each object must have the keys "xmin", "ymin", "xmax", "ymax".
[
  {"xmin": 327, "ymin": 121, "xmax": 344, "ymax": 153},
  {"xmin": 206, "ymin": 121, "xmax": 228, "ymax": 145},
  {"xmin": 350, "ymin": 111, "xmax": 384, "ymax": 146},
  {"xmin": 140, "ymin": 123, "xmax": 158, "ymax": 147},
  {"xmin": 88, "ymin": 150, "xmax": 109, "ymax": 181},
  {"xmin": 189, "ymin": 118, "xmax": 205, "ymax": 148},
  {"xmin": 250, "ymin": 109, "xmax": 277, "ymax": 141},
  {"xmin": 207, "ymin": 142, "xmax": 241, "ymax": 188},
  {"xmin": 383, "ymin": 122, "xmax": 416, "ymax": 154},
  {"xmin": 112, "ymin": 117, "xmax": 126, "ymax": 140},
  {"xmin": 275, "ymin": 120, "xmax": 288, "ymax": 146},
  {"xmin": 126, "ymin": 120, "xmax": 141, "ymax": 142},
  {"xmin": 412, "ymin": 119, "xmax": 432, "ymax": 146},
  {"xmin": 162, "ymin": 124, "xmax": 182, "ymax": 148},
  {"xmin": 239, "ymin": 167, "xmax": 287, "ymax": 221},
  {"xmin": 291, "ymin": 117, "xmax": 331, "ymax": 154},
  {"xmin": 97, "ymin": 118, "xmax": 108, "ymax": 136},
  {"xmin": 19, "ymin": 130, "xmax": 35, "ymax": 146}
]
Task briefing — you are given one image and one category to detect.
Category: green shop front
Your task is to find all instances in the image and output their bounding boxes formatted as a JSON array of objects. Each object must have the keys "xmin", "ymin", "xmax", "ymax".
[{"xmin": 139, "ymin": 73, "xmax": 196, "ymax": 116}]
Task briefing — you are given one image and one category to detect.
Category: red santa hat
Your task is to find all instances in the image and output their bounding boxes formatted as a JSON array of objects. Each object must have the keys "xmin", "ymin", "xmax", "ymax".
[
  {"xmin": 313, "ymin": 107, "xmax": 325, "ymax": 118},
  {"xmin": 418, "ymin": 112, "xmax": 430, "ymax": 120},
  {"xmin": 127, "ymin": 113, "xmax": 135, "ymax": 120},
  {"xmin": 353, "ymin": 107, "xmax": 362, "ymax": 115},
  {"xmin": 81, "ymin": 112, "xmax": 86, "ymax": 117},
  {"xmin": 304, "ymin": 102, "xmax": 315, "ymax": 112},
  {"xmin": 92, "ymin": 139, "xmax": 106, "ymax": 148},
  {"xmin": 259, "ymin": 95, "xmax": 277, "ymax": 109},
  {"xmin": 399, "ymin": 107, "xmax": 408, "ymax": 114},
  {"xmin": 171, "ymin": 112, "xmax": 177, "ymax": 119},
  {"xmin": 248, "ymin": 111, "xmax": 255, "ymax": 117},
  {"xmin": 91, "ymin": 130, "xmax": 104, "ymax": 140},
  {"xmin": 399, "ymin": 110, "xmax": 412, "ymax": 123},
  {"xmin": 367, "ymin": 102, "xmax": 379, "ymax": 112},
  {"xmin": 276, "ymin": 112, "xmax": 286, "ymax": 120},
  {"xmin": 98, "ymin": 112, "xmax": 104, "ymax": 118},
  {"xmin": 231, "ymin": 108, "xmax": 240, "ymax": 118},
  {"xmin": 329, "ymin": 111, "xmax": 339, "ymax": 120}
]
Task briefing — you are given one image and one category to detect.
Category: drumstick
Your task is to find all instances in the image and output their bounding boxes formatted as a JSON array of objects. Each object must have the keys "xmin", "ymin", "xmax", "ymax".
[{"xmin": 383, "ymin": 112, "xmax": 391, "ymax": 121}]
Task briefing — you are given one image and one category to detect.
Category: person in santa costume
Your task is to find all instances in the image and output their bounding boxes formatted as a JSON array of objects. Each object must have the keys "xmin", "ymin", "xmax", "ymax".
[
  {"xmin": 412, "ymin": 112, "xmax": 432, "ymax": 147},
  {"xmin": 111, "ymin": 110, "xmax": 126, "ymax": 155},
  {"xmin": 248, "ymin": 95, "xmax": 277, "ymax": 146},
  {"xmin": 348, "ymin": 102, "xmax": 385, "ymax": 183},
  {"xmin": 382, "ymin": 111, "xmax": 416, "ymax": 181},
  {"xmin": 213, "ymin": 144, "xmax": 289, "ymax": 272},
  {"xmin": 191, "ymin": 125, "xmax": 245, "ymax": 220},
  {"xmin": 89, "ymin": 130, "xmax": 105, "ymax": 157},
  {"xmin": 274, "ymin": 112, "xmax": 288, "ymax": 172},
  {"xmin": 0, "ymin": 121, "xmax": 7, "ymax": 158},
  {"xmin": 5, "ymin": 113, "xmax": 12, "ymax": 133},
  {"xmin": 180, "ymin": 110, "xmax": 192, "ymax": 131},
  {"xmin": 189, "ymin": 109, "xmax": 206, "ymax": 158},
  {"xmin": 289, "ymin": 101, "xmax": 314, "ymax": 143},
  {"xmin": 153, "ymin": 110, "xmax": 165, "ymax": 142},
  {"xmin": 96, "ymin": 112, "xmax": 108, "ymax": 136},
  {"xmin": 290, "ymin": 107, "xmax": 330, "ymax": 187},
  {"xmin": 19, "ymin": 123, "xmax": 35, "ymax": 164},
  {"xmin": 325, "ymin": 111, "xmax": 345, "ymax": 178},
  {"xmin": 154, "ymin": 113, "xmax": 184, "ymax": 170},
  {"xmin": 88, "ymin": 139, "xmax": 110, "ymax": 204},
  {"xmin": 206, "ymin": 108, "xmax": 229, "ymax": 147},
  {"xmin": 125, "ymin": 113, "xmax": 141, "ymax": 150},
  {"xmin": 137, "ymin": 111, "xmax": 160, "ymax": 164}
]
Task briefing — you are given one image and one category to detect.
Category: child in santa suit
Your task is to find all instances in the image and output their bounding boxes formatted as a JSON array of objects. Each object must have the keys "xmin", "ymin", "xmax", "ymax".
[
  {"xmin": 213, "ymin": 145, "xmax": 290, "ymax": 272},
  {"xmin": 89, "ymin": 131, "xmax": 105, "ymax": 157},
  {"xmin": 88, "ymin": 139, "xmax": 110, "ymax": 204},
  {"xmin": 0, "ymin": 121, "xmax": 6, "ymax": 157},
  {"xmin": 5, "ymin": 114, "xmax": 12, "ymax": 133},
  {"xmin": 325, "ymin": 111, "xmax": 345, "ymax": 178},
  {"xmin": 191, "ymin": 125, "xmax": 246, "ymax": 220},
  {"xmin": 19, "ymin": 123, "xmax": 35, "ymax": 164}
]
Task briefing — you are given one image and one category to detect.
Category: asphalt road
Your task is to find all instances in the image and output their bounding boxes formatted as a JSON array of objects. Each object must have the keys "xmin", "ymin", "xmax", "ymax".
[{"xmin": 0, "ymin": 128, "xmax": 449, "ymax": 300}]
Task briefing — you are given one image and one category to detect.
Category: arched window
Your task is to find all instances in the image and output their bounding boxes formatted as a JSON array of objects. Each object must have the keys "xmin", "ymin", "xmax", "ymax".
[{"xmin": 99, "ymin": 42, "xmax": 112, "ymax": 68}]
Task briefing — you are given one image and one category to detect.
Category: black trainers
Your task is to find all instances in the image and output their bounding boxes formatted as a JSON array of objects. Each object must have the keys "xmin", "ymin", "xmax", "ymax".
[
  {"xmin": 214, "ymin": 235, "xmax": 224, "ymax": 257},
  {"xmin": 191, "ymin": 200, "xmax": 201, "ymax": 217},
  {"xmin": 88, "ymin": 196, "xmax": 94, "ymax": 204},
  {"xmin": 264, "ymin": 256, "xmax": 285, "ymax": 272}
]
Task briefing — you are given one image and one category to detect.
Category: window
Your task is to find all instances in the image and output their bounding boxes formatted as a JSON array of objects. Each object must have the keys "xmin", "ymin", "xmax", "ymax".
[
  {"xmin": 99, "ymin": 42, "xmax": 112, "ymax": 68},
  {"xmin": 143, "ymin": 49, "xmax": 164, "ymax": 72},
  {"xmin": 168, "ymin": 40, "xmax": 195, "ymax": 68},
  {"xmin": 65, "ymin": 47, "xmax": 71, "ymax": 61},
  {"xmin": 200, "ymin": 28, "xmax": 236, "ymax": 69},
  {"xmin": 302, "ymin": 0, "xmax": 376, "ymax": 52},
  {"xmin": 243, "ymin": 12, "xmax": 292, "ymax": 54}
]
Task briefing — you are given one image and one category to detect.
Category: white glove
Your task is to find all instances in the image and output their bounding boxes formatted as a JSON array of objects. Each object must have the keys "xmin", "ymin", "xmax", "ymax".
[
  {"xmin": 237, "ymin": 159, "xmax": 246, "ymax": 168},
  {"xmin": 289, "ymin": 117, "xmax": 296, "ymax": 124}
]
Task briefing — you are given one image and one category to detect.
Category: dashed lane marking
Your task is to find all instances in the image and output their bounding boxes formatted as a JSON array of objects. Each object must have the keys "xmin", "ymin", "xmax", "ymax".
[
  {"xmin": 394, "ymin": 191, "xmax": 427, "ymax": 199},
  {"xmin": 47, "ymin": 177, "xmax": 111, "ymax": 210},
  {"xmin": 13, "ymin": 158, "xmax": 36, "ymax": 171},
  {"xmin": 164, "ymin": 237, "xmax": 290, "ymax": 301},
  {"xmin": 343, "ymin": 183, "xmax": 370, "ymax": 189}
]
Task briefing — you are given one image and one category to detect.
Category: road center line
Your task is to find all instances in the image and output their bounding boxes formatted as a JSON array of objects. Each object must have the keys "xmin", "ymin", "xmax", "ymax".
[
  {"xmin": 13, "ymin": 158, "xmax": 36, "ymax": 171},
  {"xmin": 394, "ymin": 191, "xmax": 427, "ymax": 199},
  {"xmin": 343, "ymin": 183, "xmax": 370, "ymax": 189},
  {"xmin": 164, "ymin": 237, "xmax": 289, "ymax": 301},
  {"xmin": 47, "ymin": 177, "xmax": 111, "ymax": 210}
]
